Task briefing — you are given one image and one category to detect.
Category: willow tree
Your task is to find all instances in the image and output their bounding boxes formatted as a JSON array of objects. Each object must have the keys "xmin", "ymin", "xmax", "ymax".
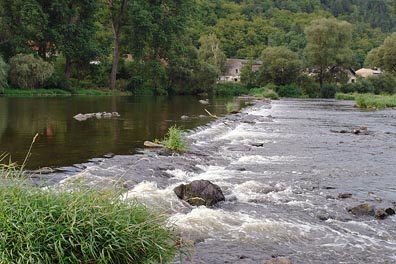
[
  {"xmin": 304, "ymin": 18, "xmax": 353, "ymax": 89},
  {"xmin": 258, "ymin": 46, "xmax": 302, "ymax": 86}
]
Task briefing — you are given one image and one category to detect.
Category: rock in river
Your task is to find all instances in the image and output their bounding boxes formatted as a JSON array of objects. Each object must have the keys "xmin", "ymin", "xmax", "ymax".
[
  {"xmin": 348, "ymin": 203, "xmax": 375, "ymax": 216},
  {"xmin": 174, "ymin": 180, "xmax": 225, "ymax": 206}
]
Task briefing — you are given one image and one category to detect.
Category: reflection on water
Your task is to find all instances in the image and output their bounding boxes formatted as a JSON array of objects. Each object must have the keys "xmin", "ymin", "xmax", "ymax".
[{"xmin": 0, "ymin": 96, "xmax": 237, "ymax": 169}]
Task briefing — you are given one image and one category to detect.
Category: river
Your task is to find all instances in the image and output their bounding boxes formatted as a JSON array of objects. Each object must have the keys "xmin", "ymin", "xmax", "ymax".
[
  {"xmin": 0, "ymin": 95, "xmax": 236, "ymax": 169},
  {"xmin": 4, "ymin": 97, "xmax": 396, "ymax": 263}
]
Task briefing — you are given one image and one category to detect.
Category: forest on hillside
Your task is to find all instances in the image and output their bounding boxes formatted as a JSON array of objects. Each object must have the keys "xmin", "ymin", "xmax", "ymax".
[{"xmin": 1, "ymin": 0, "xmax": 396, "ymax": 97}]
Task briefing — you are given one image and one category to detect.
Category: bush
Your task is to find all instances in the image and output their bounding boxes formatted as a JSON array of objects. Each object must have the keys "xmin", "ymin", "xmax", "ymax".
[
  {"xmin": 215, "ymin": 82, "xmax": 248, "ymax": 96},
  {"xmin": 340, "ymin": 79, "xmax": 374, "ymax": 94},
  {"xmin": 320, "ymin": 83, "xmax": 338, "ymax": 98},
  {"xmin": 0, "ymin": 56, "xmax": 8, "ymax": 93},
  {"xmin": 8, "ymin": 54, "xmax": 54, "ymax": 89},
  {"xmin": 275, "ymin": 84, "xmax": 303, "ymax": 98},
  {"xmin": 249, "ymin": 85, "xmax": 280, "ymax": 100},
  {"xmin": 43, "ymin": 74, "xmax": 72, "ymax": 91},
  {"xmin": 162, "ymin": 125, "xmax": 187, "ymax": 151},
  {"xmin": 369, "ymin": 74, "xmax": 396, "ymax": 94},
  {"xmin": 0, "ymin": 178, "xmax": 178, "ymax": 263}
]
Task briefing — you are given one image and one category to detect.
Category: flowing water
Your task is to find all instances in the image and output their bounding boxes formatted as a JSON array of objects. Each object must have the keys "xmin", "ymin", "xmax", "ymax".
[{"xmin": 15, "ymin": 98, "xmax": 396, "ymax": 263}]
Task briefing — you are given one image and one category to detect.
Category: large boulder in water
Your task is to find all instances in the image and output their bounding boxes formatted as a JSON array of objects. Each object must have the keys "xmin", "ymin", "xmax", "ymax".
[{"xmin": 174, "ymin": 180, "xmax": 225, "ymax": 206}]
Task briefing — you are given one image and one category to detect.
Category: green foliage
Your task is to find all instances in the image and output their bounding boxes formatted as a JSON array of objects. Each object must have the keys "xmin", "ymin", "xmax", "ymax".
[
  {"xmin": 8, "ymin": 54, "xmax": 54, "ymax": 89},
  {"xmin": 335, "ymin": 93, "xmax": 356, "ymax": 100},
  {"xmin": 0, "ymin": 56, "xmax": 8, "ymax": 92},
  {"xmin": 320, "ymin": 83, "xmax": 338, "ymax": 98},
  {"xmin": 356, "ymin": 94, "xmax": 396, "ymax": 109},
  {"xmin": 340, "ymin": 74, "xmax": 396, "ymax": 95},
  {"xmin": 215, "ymin": 82, "xmax": 248, "ymax": 96},
  {"xmin": 162, "ymin": 125, "xmax": 188, "ymax": 151},
  {"xmin": 3, "ymin": 88, "xmax": 71, "ymax": 97},
  {"xmin": 258, "ymin": 46, "xmax": 302, "ymax": 86},
  {"xmin": 249, "ymin": 85, "xmax": 280, "ymax": 100},
  {"xmin": 0, "ymin": 179, "xmax": 177, "ymax": 263},
  {"xmin": 366, "ymin": 33, "xmax": 396, "ymax": 74},
  {"xmin": 275, "ymin": 84, "xmax": 303, "ymax": 98},
  {"xmin": 198, "ymin": 33, "xmax": 227, "ymax": 76},
  {"xmin": 304, "ymin": 18, "xmax": 353, "ymax": 88}
]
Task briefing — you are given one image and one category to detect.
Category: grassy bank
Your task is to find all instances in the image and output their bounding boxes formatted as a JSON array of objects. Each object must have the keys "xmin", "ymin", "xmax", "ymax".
[
  {"xmin": 355, "ymin": 94, "xmax": 396, "ymax": 109},
  {"xmin": 335, "ymin": 92, "xmax": 357, "ymax": 100},
  {"xmin": 0, "ymin": 163, "xmax": 178, "ymax": 263},
  {"xmin": 1, "ymin": 88, "xmax": 130, "ymax": 97}
]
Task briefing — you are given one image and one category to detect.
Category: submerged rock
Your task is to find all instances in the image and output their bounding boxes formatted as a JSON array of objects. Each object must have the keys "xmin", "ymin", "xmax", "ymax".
[
  {"xmin": 338, "ymin": 193, "xmax": 353, "ymax": 199},
  {"xmin": 174, "ymin": 180, "xmax": 225, "ymax": 206},
  {"xmin": 374, "ymin": 209, "xmax": 388, "ymax": 220},
  {"xmin": 348, "ymin": 203, "xmax": 375, "ymax": 216}
]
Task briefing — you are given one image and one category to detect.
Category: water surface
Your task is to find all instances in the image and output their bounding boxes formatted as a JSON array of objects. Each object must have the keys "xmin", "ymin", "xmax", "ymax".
[{"xmin": 0, "ymin": 96, "xmax": 236, "ymax": 169}]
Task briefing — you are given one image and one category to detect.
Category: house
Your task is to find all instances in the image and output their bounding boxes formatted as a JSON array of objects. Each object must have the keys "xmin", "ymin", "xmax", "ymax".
[
  {"xmin": 355, "ymin": 68, "xmax": 383, "ymax": 78},
  {"xmin": 219, "ymin": 59, "xmax": 262, "ymax": 83}
]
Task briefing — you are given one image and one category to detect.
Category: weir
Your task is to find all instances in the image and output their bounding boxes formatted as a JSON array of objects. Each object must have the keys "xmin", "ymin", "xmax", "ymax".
[{"xmin": 38, "ymin": 99, "xmax": 396, "ymax": 263}]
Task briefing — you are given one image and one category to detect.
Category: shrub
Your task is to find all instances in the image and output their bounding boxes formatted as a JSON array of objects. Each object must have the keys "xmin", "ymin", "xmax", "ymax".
[
  {"xmin": 8, "ymin": 54, "xmax": 54, "ymax": 89},
  {"xmin": 0, "ymin": 173, "xmax": 178, "ymax": 263},
  {"xmin": 215, "ymin": 82, "xmax": 248, "ymax": 96},
  {"xmin": 162, "ymin": 125, "xmax": 187, "ymax": 151},
  {"xmin": 0, "ymin": 56, "xmax": 8, "ymax": 93},
  {"xmin": 320, "ymin": 83, "xmax": 338, "ymax": 98},
  {"xmin": 369, "ymin": 73, "xmax": 396, "ymax": 94},
  {"xmin": 275, "ymin": 84, "xmax": 303, "ymax": 98},
  {"xmin": 249, "ymin": 85, "xmax": 280, "ymax": 100},
  {"xmin": 43, "ymin": 74, "xmax": 72, "ymax": 91}
]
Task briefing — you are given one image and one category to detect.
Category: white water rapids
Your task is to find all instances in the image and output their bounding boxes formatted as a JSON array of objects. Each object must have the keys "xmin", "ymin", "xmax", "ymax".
[{"xmin": 48, "ymin": 99, "xmax": 396, "ymax": 263}]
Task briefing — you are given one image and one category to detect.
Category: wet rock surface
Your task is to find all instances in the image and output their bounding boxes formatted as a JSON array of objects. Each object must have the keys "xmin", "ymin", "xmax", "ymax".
[{"xmin": 174, "ymin": 180, "xmax": 225, "ymax": 206}]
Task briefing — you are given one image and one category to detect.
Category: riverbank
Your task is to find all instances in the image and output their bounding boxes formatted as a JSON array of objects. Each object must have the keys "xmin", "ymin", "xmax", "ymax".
[
  {"xmin": 336, "ymin": 92, "xmax": 396, "ymax": 109},
  {"xmin": 0, "ymin": 161, "xmax": 178, "ymax": 263},
  {"xmin": 1, "ymin": 88, "xmax": 131, "ymax": 97}
]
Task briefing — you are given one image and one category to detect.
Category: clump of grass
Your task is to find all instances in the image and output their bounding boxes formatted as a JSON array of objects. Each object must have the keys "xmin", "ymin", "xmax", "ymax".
[
  {"xmin": 249, "ymin": 87, "xmax": 280, "ymax": 100},
  {"xmin": 0, "ymin": 153, "xmax": 25, "ymax": 178},
  {"xmin": 162, "ymin": 125, "xmax": 187, "ymax": 151},
  {"xmin": 335, "ymin": 92, "xmax": 357, "ymax": 100},
  {"xmin": 355, "ymin": 94, "xmax": 396, "ymax": 109},
  {"xmin": 0, "ymin": 174, "xmax": 178, "ymax": 263},
  {"xmin": 226, "ymin": 102, "xmax": 235, "ymax": 113}
]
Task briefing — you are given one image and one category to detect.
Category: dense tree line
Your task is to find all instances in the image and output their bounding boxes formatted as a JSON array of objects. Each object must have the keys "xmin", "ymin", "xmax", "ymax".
[{"xmin": 0, "ymin": 0, "xmax": 396, "ymax": 96}]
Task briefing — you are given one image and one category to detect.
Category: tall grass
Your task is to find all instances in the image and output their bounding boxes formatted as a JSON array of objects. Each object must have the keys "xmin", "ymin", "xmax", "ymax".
[
  {"xmin": 355, "ymin": 94, "xmax": 396, "ymax": 109},
  {"xmin": 249, "ymin": 87, "xmax": 280, "ymax": 100},
  {"xmin": 335, "ymin": 92, "xmax": 357, "ymax": 100},
  {"xmin": 0, "ymin": 181, "xmax": 178, "ymax": 263},
  {"xmin": 0, "ymin": 144, "xmax": 179, "ymax": 263},
  {"xmin": 162, "ymin": 125, "xmax": 188, "ymax": 151}
]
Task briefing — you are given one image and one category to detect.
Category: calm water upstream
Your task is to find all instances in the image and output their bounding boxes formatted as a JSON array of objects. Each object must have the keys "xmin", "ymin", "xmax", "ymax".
[
  {"xmin": 0, "ymin": 95, "xmax": 236, "ymax": 169},
  {"xmin": 4, "ymin": 98, "xmax": 396, "ymax": 263}
]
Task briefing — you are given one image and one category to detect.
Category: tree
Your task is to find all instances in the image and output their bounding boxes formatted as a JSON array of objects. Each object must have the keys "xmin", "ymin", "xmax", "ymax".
[
  {"xmin": 366, "ymin": 33, "xmax": 396, "ymax": 73},
  {"xmin": 258, "ymin": 46, "xmax": 302, "ymax": 86},
  {"xmin": 8, "ymin": 54, "xmax": 53, "ymax": 89},
  {"xmin": 104, "ymin": 0, "xmax": 128, "ymax": 90},
  {"xmin": 0, "ymin": 55, "xmax": 8, "ymax": 92},
  {"xmin": 304, "ymin": 18, "xmax": 353, "ymax": 89},
  {"xmin": 197, "ymin": 34, "xmax": 227, "ymax": 77}
]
